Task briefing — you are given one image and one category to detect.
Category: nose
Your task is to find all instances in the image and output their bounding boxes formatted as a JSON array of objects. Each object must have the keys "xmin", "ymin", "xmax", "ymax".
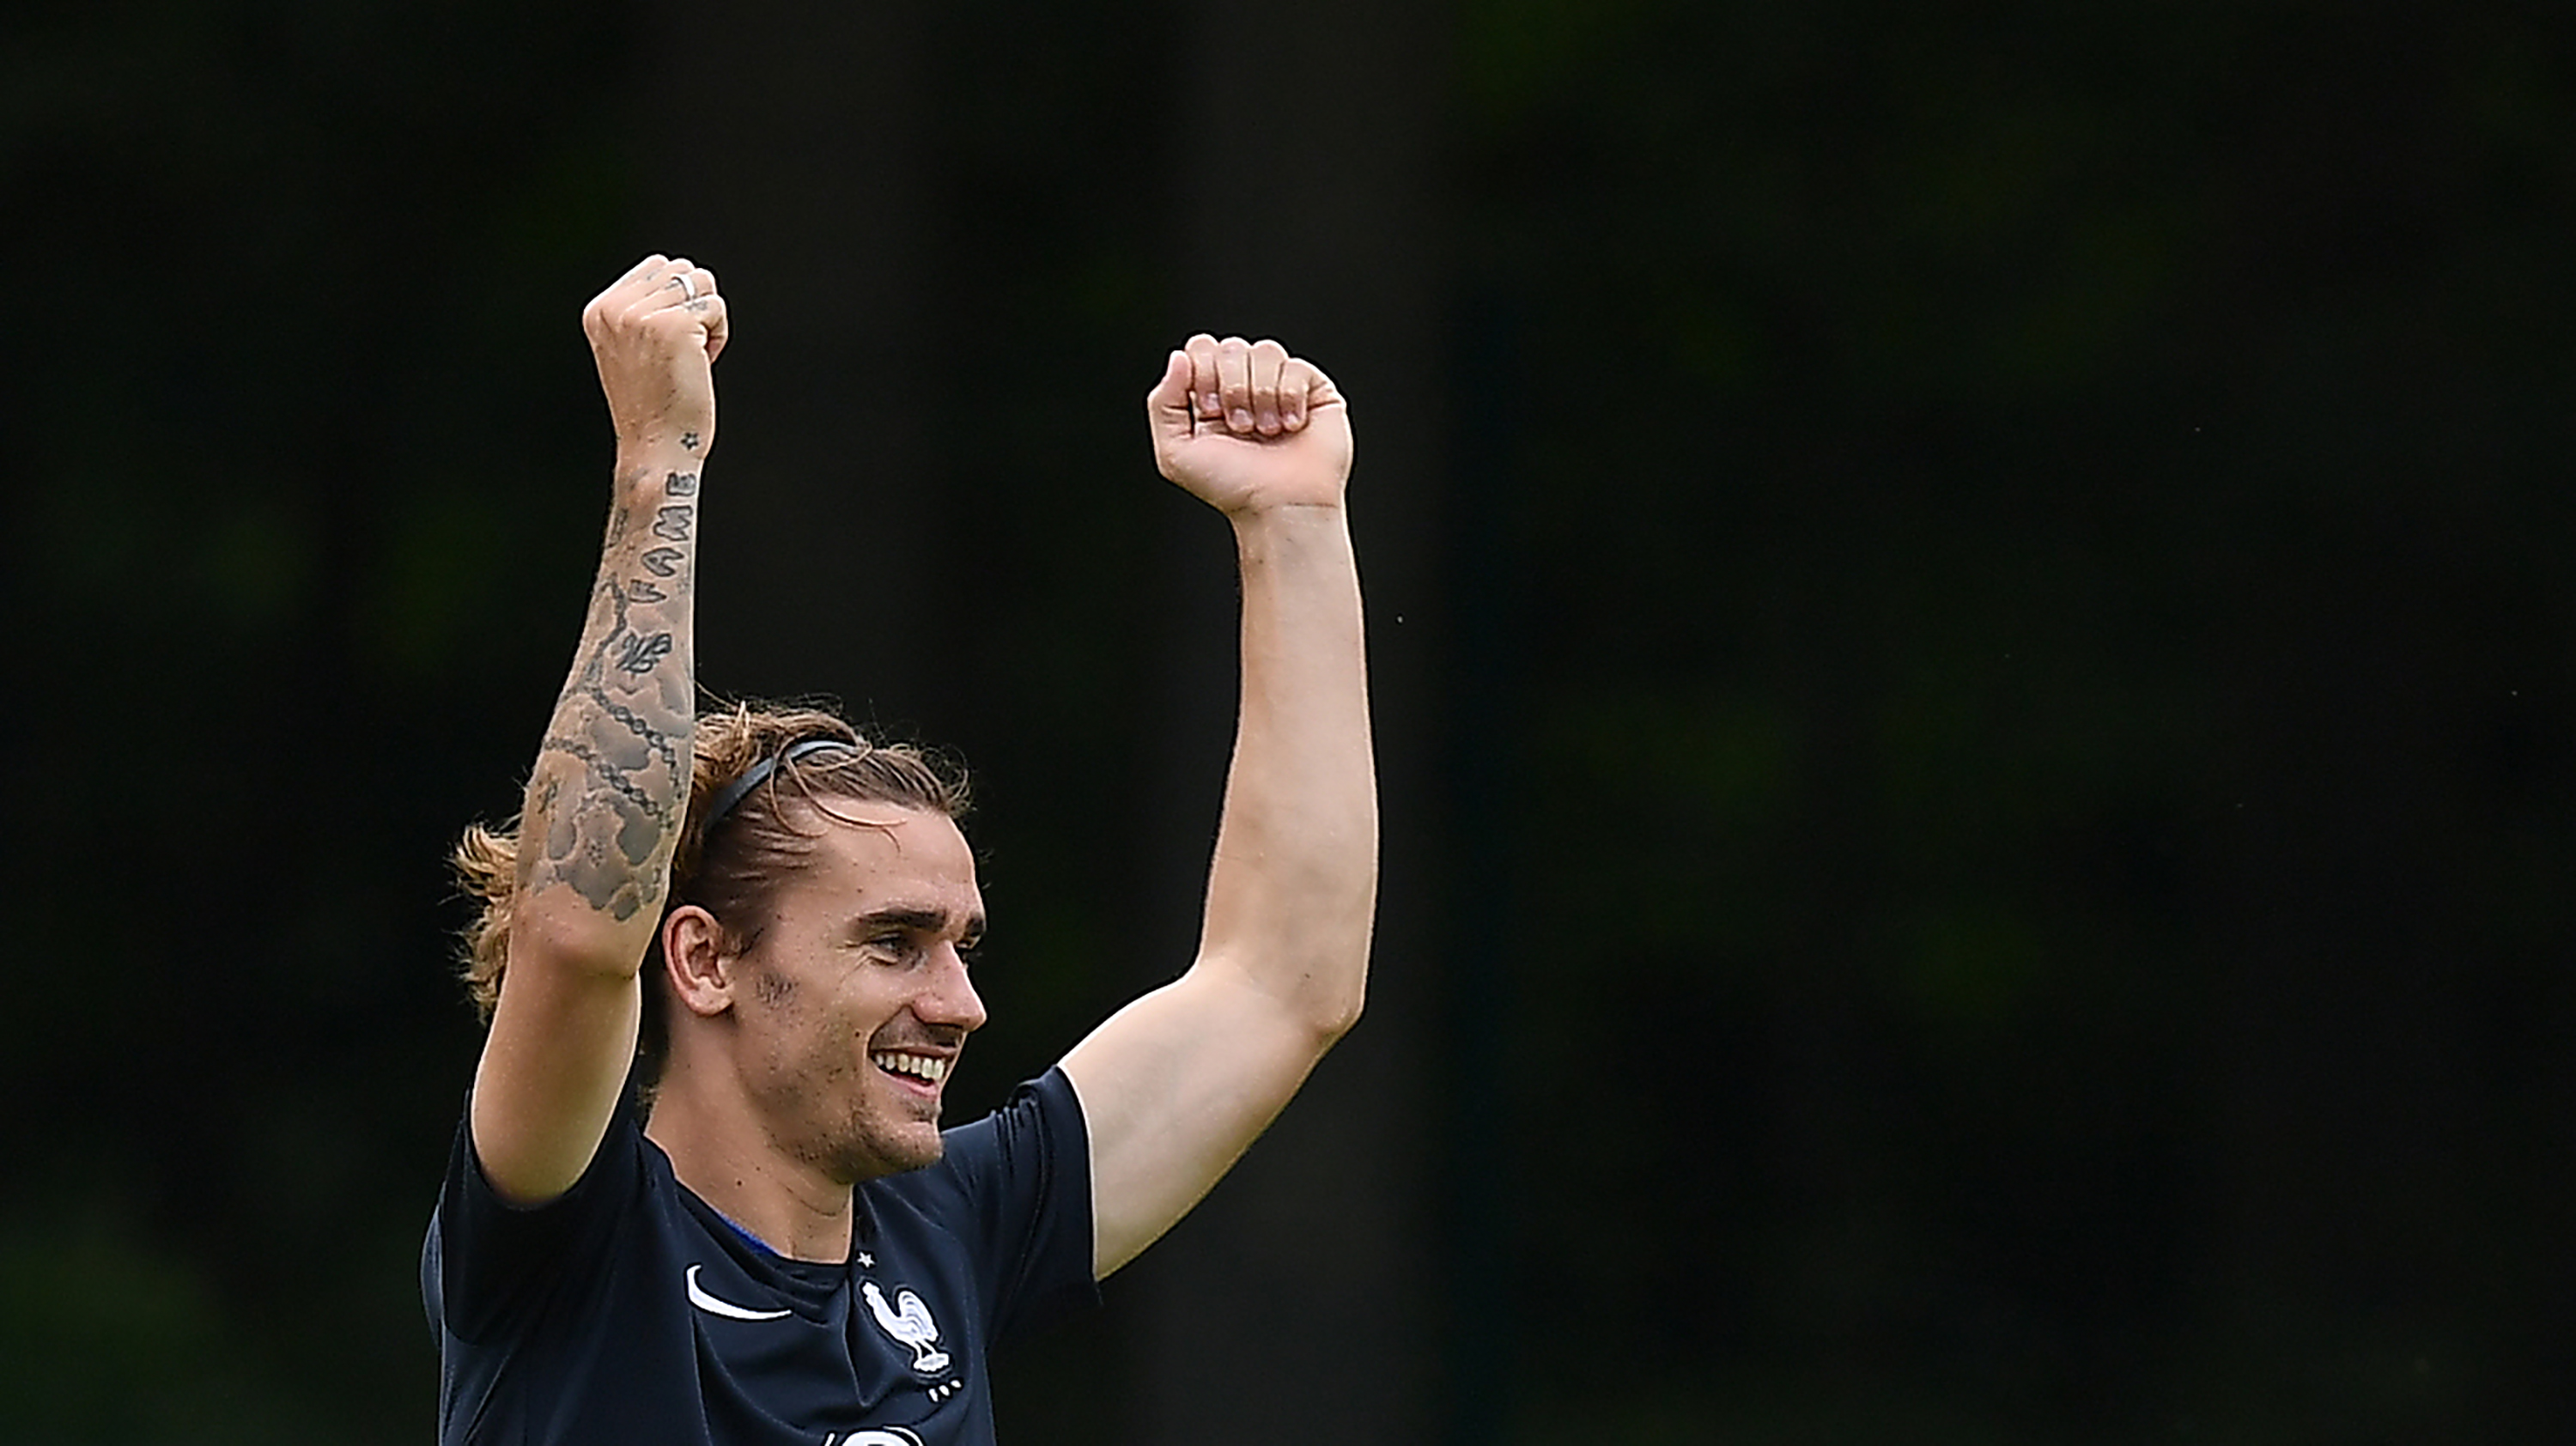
[{"xmin": 914, "ymin": 945, "xmax": 987, "ymax": 1034}]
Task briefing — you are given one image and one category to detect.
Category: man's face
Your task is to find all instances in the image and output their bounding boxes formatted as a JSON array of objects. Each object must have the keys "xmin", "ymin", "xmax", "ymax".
[{"xmin": 731, "ymin": 800, "xmax": 987, "ymax": 1183}]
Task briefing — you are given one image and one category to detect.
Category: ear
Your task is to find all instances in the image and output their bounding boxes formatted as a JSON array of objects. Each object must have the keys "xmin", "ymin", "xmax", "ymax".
[{"xmin": 660, "ymin": 904, "xmax": 738, "ymax": 1018}]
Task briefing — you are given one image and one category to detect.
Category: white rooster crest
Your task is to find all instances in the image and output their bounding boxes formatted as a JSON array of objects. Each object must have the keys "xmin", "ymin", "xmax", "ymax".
[{"xmin": 861, "ymin": 1281, "xmax": 951, "ymax": 1375}]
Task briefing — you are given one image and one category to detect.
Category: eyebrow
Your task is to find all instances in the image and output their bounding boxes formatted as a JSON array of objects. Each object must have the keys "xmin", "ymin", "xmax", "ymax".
[{"xmin": 853, "ymin": 905, "xmax": 986, "ymax": 941}]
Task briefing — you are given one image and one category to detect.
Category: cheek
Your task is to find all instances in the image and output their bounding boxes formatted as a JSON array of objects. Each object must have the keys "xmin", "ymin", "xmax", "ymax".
[{"xmin": 749, "ymin": 962, "xmax": 799, "ymax": 1009}]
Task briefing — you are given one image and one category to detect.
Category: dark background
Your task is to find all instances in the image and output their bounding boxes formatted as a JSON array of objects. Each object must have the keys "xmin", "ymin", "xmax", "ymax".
[{"xmin": 8, "ymin": 1, "xmax": 2574, "ymax": 1441}]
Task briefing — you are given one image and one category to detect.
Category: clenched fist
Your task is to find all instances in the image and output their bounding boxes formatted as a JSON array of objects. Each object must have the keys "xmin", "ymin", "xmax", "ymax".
[
  {"xmin": 1147, "ymin": 335, "xmax": 1351, "ymax": 517},
  {"xmin": 582, "ymin": 254, "xmax": 729, "ymax": 460}
]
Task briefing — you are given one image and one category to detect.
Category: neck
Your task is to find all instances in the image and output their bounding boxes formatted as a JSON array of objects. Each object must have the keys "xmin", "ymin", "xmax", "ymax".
[{"xmin": 645, "ymin": 1067, "xmax": 856, "ymax": 1263}]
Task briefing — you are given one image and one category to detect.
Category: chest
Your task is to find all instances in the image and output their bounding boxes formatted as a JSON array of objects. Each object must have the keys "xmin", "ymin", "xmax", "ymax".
[{"xmin": 630, "ymin": 1217, "xmax": 993, "ymax": 1443}]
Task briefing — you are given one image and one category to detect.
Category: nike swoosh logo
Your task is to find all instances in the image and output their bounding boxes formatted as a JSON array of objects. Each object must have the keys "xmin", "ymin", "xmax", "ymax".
[{"xmin": 686, "ymin": 1264, "xmax": 792, "ymax": 1321}]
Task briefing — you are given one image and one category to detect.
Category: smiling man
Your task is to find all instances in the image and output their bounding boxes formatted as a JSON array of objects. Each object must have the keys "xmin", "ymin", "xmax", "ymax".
[{"xmin": 424, "ymin": 255, "xmax": 1376, "ymax": 1444}]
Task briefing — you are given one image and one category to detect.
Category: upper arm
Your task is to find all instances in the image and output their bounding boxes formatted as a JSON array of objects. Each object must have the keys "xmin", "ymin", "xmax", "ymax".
[
  {"xmin": 468, "ymin": 920, "xmax": 646, "ymax": 1207},
  {"xmin": 1057, "ymin": 957, "xmax": 1345, "ymax": 1278}
]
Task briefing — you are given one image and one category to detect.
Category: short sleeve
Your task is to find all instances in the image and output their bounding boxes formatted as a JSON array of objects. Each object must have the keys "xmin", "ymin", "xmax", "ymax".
[
  {"xmin": 912, "ymin": 1068, "xmax": 1101, "ymax": 1340},
  {"xmin": 423, "ymin": 1092, "xmax": 646, "ymax": 1346}
]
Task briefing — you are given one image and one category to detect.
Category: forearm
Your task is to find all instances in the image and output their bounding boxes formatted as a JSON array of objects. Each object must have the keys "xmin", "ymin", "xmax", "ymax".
[
  {"xmin": 1197, "ymin": 501, "xmax": 1377, "ymax": 1034},
  {"xmin": 513, "ymin": 444, "xmax": 703, "ymax": 970}
]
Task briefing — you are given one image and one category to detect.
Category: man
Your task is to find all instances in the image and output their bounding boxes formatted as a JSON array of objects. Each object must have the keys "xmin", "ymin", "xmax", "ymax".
[{"xmin": 425, "ymin": 254, "xmax": 1376, "ymax": 1444}]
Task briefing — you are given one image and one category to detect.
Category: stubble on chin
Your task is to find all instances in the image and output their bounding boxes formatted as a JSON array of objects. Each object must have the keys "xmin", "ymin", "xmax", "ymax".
[{"xmin": 829, "ymin": 1101, "xmax": 946, "ymax": 1182}]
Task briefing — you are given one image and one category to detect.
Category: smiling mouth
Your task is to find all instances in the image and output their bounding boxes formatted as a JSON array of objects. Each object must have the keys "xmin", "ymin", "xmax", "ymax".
[{"xmin": 872, "ymin": 1051, "xmax": 951, "ymax": 1088}]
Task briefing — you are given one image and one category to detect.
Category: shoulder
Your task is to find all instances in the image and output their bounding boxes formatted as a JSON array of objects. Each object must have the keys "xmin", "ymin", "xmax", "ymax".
[
  {"xmin": 883, "ymin": 1068, "xmax": 1089, "ymax": 1206},
  {"xmin": 865, "ymin": 1068, "xmax": 1102, "ymax": 1338},
  {"xmin": 429, "ymin": 1085, "xmax": 669, "ymax": 1343}
]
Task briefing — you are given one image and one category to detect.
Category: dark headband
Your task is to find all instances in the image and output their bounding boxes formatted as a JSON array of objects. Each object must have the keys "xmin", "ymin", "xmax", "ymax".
[{"xmin": 698, "ymin": 738, "xmax": 855, "ymax": 837}]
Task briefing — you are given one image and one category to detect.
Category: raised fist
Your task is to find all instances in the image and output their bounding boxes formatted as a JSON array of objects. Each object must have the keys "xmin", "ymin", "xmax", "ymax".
[
  {"xmin": 1146, "ymin": 335, "xmax": 1352, "ymax": 517},
  {"xmin": 581, "ymin": 254, "xmax": 729, "ymax": 459}
]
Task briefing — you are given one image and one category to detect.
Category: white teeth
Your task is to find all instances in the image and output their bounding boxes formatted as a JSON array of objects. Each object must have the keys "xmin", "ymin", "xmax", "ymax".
[{"xmin": 872, "ymin": 1052, "xmax": 949, "ymax": 1084}]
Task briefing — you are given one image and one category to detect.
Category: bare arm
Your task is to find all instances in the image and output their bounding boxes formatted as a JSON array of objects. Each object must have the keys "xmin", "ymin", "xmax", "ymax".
[
  {"xmin": 470, "ymin": 256, "xmax": 728, "ymax": 1205},
  {"xmin": 1060, "ymin": 336, "xmax": 1376, "ymax": 1277}
]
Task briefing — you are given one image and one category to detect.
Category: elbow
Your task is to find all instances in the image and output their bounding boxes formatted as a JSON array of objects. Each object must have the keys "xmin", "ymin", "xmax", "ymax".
[
  {"xmin": 1208, "ymin": 942, "xmax": 1368, "ymax": 1047},
  {"xmin": 1208, "ymin": 875, "xmax": 1375, "ymax": 1043},
  {"xmin": 1300, "ymin": 953, "xmax": 1368, "ymax": 1044},
  {"xmin": 1298, "ymin": 890, "xmax": 1375, "ymax": 1044},
  {"xmin": 1314, "ymin": 985, "xmax": 1365, "ymax": 1045}
]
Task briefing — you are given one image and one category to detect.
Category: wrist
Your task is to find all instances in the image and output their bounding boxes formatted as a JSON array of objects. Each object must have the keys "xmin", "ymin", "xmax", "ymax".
[
  {"xmin": 614, "ymin": 441, "xmax": 705, "ymax": 495},
  {"xmin": 1221, "ymin": 492, "xmax": 1350, "ymax": 528},
  {"xmin": 1224, "ymin": 495, "xmax": 1349, "ymax": 533},
  {"xmin": 1228, "ymin": 499, "xmax": 1354, "ymax": 569}
]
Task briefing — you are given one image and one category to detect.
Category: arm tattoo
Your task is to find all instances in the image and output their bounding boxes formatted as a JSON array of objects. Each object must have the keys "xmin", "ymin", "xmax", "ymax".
[
  {"xmin": 517, "ymin": 475, "xmax": 702, "ymax": 920},
  {"xmin": 617, "ymin": 631, "xmax": 675, "ymax": 675}
]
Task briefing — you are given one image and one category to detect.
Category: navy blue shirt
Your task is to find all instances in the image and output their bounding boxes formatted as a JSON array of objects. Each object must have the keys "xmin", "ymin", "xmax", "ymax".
[{"xmin": 424, "ymin": 1070, "xmax": 1099, "ymax": 1445}]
